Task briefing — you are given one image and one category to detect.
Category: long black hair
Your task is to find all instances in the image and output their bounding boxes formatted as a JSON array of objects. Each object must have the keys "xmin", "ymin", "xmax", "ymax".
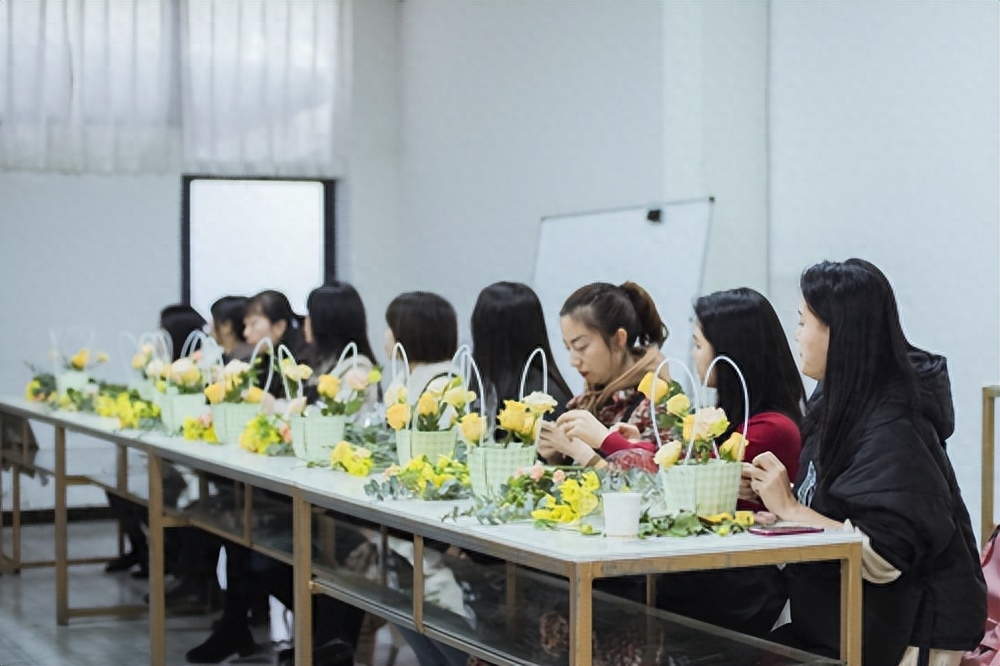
[
  {"xmin": 694, "ymin": 288, "xmax": 804, "ymax": 428},
  {"xmin": 800, "ymin": 259, "xmax": 916, "ymax": 488},
  {"xmin": 306, "ymin": 282, "xmax": 376, "ymax": 369},
  {"xmin": 560, "ymin": 281, "xmax": 668, "ymax": 350},
  {"xmin": 471, "ymin": 282, "xmax": 572, "ymax": 405},
  {"xmin": 385, "ymin": 292, "xmax": 458, "ymax": 363}
]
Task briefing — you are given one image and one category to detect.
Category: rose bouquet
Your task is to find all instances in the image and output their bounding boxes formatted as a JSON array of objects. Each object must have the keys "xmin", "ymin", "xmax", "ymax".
[
  {"xmin": 315, "ymin": 366, "xmax": 381, "ymax": 417},
  {"xmin": 204, "ymin": 359, "xmax": 263, "ymax": 444},
  {"xmin": 389, "ymin": 375, "xmax": 474, "ymax": 466},
  {"xmin": 642, "ymin": 357, "xmax": 749, "ymax": 516}
]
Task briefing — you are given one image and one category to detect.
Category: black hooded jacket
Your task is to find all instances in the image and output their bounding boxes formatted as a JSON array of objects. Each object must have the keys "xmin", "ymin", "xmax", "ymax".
[{"xmin": 784, "ymin": 350, "xmax": 985, "ymax": 664}]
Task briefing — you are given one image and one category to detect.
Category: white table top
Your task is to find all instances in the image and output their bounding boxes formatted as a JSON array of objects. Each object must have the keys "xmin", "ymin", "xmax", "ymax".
[{"xmin": 2, "ymin": 397, "xmax": 863, "ymax": 570}]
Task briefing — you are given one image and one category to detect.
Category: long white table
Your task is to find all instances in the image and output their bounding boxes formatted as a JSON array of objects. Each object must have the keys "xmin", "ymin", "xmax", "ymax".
[{"xmin": 0, "ymin": 397, "xmax": 863, "ymax": 665}]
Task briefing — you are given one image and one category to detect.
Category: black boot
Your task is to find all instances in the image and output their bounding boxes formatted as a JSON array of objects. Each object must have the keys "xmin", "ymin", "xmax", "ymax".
[{"xmin": 184, "ymin": 622, "xmax": 256, "ymax": 664}]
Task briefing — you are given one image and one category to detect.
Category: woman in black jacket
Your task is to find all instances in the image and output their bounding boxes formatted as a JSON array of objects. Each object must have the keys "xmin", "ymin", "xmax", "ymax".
[{"xmin": 744, "ymin": 258, "xmax": 985, "ymax": 665}]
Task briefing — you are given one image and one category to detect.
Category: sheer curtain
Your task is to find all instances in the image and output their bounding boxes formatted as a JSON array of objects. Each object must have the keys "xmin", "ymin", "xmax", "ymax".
[
  {"xmin": 0, "ymin": 0, "xmax": 347, "ymax": 176},
  {"xmin": 0, "ymin": 0, "xmax": 181, "ymax": 173},
  {"xmin": 180, "ymin": 0, "xmax": 347, "ymax": 177}
]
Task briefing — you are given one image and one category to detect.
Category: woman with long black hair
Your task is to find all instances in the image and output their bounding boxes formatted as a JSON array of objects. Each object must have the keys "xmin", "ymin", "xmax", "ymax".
[
  {"xmin": 746, "ymin": 259, "xmax": 985, "ymax": 665},
  {"xmin": 470, "ymin": 281, "xmax": 572, "ymax": 416}
]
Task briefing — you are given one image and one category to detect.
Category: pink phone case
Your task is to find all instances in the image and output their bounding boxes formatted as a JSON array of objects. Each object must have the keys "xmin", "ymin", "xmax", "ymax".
[{"xmin": 748, "ymin": 525, "xmax": 824, "ymax": 536}]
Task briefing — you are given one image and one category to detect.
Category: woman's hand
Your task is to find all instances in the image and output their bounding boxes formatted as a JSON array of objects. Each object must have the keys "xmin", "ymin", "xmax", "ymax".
[
  {"xmin": 555, "ymin": 410, "xmax": 609, "ymax": 449},
  {"xmin": 739, "ymin": 463, "xmax": 760, "ymax": 504},
  {"xmin": 537, "ymin": 421, "xmax": 574, "ymax": 463},
  {"xmin": 743, "ymin": 452, "xmax": 799, "ymax": 519},
  {"xmin": 537, "ymin": 421, "xmax": 599, "ymax": 466},
  {"xmin": 609, "ymin": 422, "xmax": 641, "ymax": 441}
]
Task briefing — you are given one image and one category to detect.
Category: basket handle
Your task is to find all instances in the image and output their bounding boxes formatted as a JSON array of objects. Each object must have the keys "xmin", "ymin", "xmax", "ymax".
[
  {"xmin": 249, "ymin": 337, "xmax": 276, "ymax": 393},
  {"xmin": 702, "ymin": 354, "xmax": 751, "ymax": 448},
  {"xmin": 649, "ymin": 358, "xmax": 702, "ymax": 462},
  {"xmin": 276, "ymin": 344, "xmax": 302, "ymax": 399},
  {"xmin": 335, "ymin": 341, "xmax": 360, "ymax": 372},
  {"xmin": 518, "ymin": 347, "xmax": 549, "ymax": 400},
  {"xmin": 452, "ymin": 346, "xmax": 487, "ymax": 445}
]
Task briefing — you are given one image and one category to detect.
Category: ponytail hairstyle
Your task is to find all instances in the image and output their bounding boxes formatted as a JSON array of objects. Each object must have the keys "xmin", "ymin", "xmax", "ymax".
[
  {"xmin": 694, "ymin": 288, "xmax": 804, "ymax": 429},
  {"xmin": 559, "ymin": 281, "xmax": 668, "ymax": 350},
  {"xmin": 800, "ymin": 259, "xmax": 916, "ymax": 489}
]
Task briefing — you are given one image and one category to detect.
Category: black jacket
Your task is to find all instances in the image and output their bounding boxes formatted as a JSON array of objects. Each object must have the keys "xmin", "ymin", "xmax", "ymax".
[{"xmin": 785, "ymin": 350, "xmax": 985, "ymax": 664}]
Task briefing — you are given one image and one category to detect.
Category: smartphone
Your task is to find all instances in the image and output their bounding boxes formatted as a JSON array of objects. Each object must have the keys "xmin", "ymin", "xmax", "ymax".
[{"xmin": 748, "ymin": 525, "xmax": 824, "ymax": 536}]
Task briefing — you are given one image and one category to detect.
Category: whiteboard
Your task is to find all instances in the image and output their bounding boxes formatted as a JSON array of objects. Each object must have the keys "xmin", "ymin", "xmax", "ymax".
[{"xmin": 531, "ymin": 199, "xmax": 714, "ymax": 395}]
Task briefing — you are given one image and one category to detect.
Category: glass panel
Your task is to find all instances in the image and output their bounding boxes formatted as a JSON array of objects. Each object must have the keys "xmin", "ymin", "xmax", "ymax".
[
  {"xmin": 177, "ymin": 473, "xmax": 246, "ymax": 539},
  {"xmin": 251, "ymin": 487, "xmax": 293, "ymax": 553},
  {"xmin": 310, "ymin": 511, "xmax": 414, "ymax": 621},
  {"xmin": 422, "ymin": 554, "xmax": 842, "ymax": 666}
]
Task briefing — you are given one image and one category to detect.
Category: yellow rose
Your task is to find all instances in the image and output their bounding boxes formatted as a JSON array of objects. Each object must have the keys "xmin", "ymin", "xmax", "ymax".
[
  {"xmin": 244, "ymin": 386, "xmax": 264, "ymax": 404},
  {"xmin": 204, "ymin": 382, "xmax": 225, "ymax": 404},
  {"xmin": 330, "ymin": 440, "xmax": 353, "ymax": 465},
  {"xmin": 386, "ymin": 402, "xmax": 411, "ymax": 430},
  {"xmin": 96, "ymin": 351, "xmax": 109, "ymax": 364},
  {"xmin": 367, "ymin": 368, "xmax": 382, "ymax": 384},
  {"xmin": 682, "ymin": 414, "xmax": 695, "ymax": 442},
  {"xmin": 181, "ymin": 366, "xmax": 201, "ymax": 386},
  {"xmin": 498, "ymin": 401, "xmax": 531, "ymax": 435},
  {"xmin": 637, "ymin": 371, "xmax": 668, "ymax": 404},
  {"xmin": 719, "ymin": 432, "xmax": 748, "ymax": 462},
  {"xmin": 459, "ymin": 412, "xmax": 486, "ymax": 444},
  {"xmin": 654, "ymin": 440, "xmax": 683, "ymax": 468},
  {"xmin": 70, "ymin": 349, "xmax": 89, "ymax": 370},
  {"xmin": 442, "ymin": 386, "xmax": 476, "ymax": 410},
  {"xmin": 132, "ymin": 353, "xmax": 147, "ymax": 370},
  {"xmin": 317, "ymin": 374, "xmax": 340, "ymax": 399},
  {"xmin": 665, "ymin": 393, "xmax": 691, "ymax": 417},
  {"xmin": 417, "ymin": 392, "xmax": 439, "ymax": 417}
]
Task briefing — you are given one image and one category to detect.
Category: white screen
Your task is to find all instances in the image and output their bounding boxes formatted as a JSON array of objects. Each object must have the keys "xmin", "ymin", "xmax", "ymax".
[{"xmin": 189, "ymin": 179, "xmax": 325, "ymax": 321}]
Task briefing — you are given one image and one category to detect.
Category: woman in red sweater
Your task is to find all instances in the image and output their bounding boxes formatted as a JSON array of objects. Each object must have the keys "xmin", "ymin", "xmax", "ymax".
[{"xmin": 558, "ymin": 287, "xmax": 805, "ymax": 500}]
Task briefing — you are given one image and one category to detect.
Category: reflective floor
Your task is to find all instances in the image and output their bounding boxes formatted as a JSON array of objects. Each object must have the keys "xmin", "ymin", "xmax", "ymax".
[{"xmin": 0, "ymin": 521, "xmax": 418, "ymax": 666}]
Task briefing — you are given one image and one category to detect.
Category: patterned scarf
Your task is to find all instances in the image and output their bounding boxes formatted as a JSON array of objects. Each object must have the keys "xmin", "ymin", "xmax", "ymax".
[{"xmin": 567, "ymin": 346, "xmax": 665, "ymax": 430}]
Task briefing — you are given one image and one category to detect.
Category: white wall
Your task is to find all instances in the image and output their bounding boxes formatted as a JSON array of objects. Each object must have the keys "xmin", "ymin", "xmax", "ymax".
[
  {"xmin": 769, "ymin": 1, "xmax": 1000, "ymax": 537},
  {"xmin": 0, "ymin": 172, "xmax": 181, "ymax": 508},
  {"xmin": 396, "ymin": 0, "xmax": 667, "ymax": 343}
]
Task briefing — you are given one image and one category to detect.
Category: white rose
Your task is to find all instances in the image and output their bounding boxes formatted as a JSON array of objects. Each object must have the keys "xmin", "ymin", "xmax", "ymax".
[
  {"xmin": 523, "ymin": 391, "xmax": 558, "ymax": 415},
  {"xmin": 345, "ymin": 367, "xmax": 370, "ymax": 392}
]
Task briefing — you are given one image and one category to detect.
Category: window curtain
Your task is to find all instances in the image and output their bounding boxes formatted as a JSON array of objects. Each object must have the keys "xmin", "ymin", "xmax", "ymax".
[
  {"xmin": 0, "ymin": 0, "xmax": 347, "ymax": 176},
  {"xmin": 180, "ymin": 0, "xmax": 347, "ymax": 177},
  {"xmin": 0, "ymin": 0, "xmax": 182, "ymax": 173}
]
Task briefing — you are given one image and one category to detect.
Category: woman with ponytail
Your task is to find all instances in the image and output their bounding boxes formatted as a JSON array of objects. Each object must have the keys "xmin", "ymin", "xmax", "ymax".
[{"xmin": 537, "ymin": 281, "xmax": 670, "ymax": 465}]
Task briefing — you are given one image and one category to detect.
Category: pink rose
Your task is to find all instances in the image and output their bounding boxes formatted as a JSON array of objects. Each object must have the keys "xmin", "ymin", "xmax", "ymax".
[
  {"xmin": 280, "ymin": 423, "xmax": 292, "ymax": 444},
  {"xmin": 529, "ymin": 464, "xmax": 545, "ymax": 482},
  {"xmin": 552, "ymin": 469, "xmax": 566, "ymax": 484},
  {"xmin": 197, "ymin": 412, "xmax": 213, "ymax": 428},
  {"xmin": 345, "ymin": 368, "xmax": 370, "ymax": 392}
]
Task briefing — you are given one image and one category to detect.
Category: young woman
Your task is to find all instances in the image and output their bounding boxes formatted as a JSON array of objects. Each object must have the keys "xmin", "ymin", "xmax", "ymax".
[
  {"xmin": 301, "ymin": 282, "xmax": 379, "ymax": 407},
  {"xmin": 537, "ymin": 280, "xmax": 669, "ymax": 464},
  {"xmin": 384, "ymin": 291, "xmax": 461, "ymax": 403},
  {"xmin": 554, "ymin": 287, "xmax": 806, "ymax": 637},
  {"xmin": 557, "ymin": 288, "xmax": 805, "ymax": 500},
  {"xmin": 105, "ymin": 304, "xmax": 202, "ymax": 577},
  {"xmin": 243, "ymin": 290, "xmax": 307, "ymax": 398},
  {"xmin": 381, "ymin": 291, "xmax": 470, "ymax": 666},
  {"xmin": 470, "ymin": 281, "xmax": 572, "ymax": 416},
  {"xmin": 209, "ymin": 296, "xmax": 251, "ymax": 360},
  {"xmin": 745, "ymin": 259, "xmax": 985, "ymax": 664}
]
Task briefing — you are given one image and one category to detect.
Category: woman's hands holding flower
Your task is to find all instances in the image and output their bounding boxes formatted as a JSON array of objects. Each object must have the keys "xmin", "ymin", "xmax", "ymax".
[
  {"xmin": 555, "ymin": 410, "xmax": 609, "ymax": 450},
  {"xmin": 742, "ymin": 452, "xmax": 798, "ymax": 518}
]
